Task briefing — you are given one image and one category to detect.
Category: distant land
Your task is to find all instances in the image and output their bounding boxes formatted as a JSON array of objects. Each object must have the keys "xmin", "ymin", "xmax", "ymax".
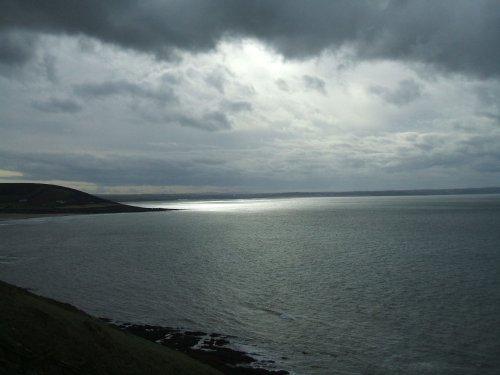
[
  {"xmin": 0, "ymin": 183, "xmax": 166, "ymax": 215},
  {"xmin": 102, "ymin": 187, "xmax": 500, "ymax": 202},
  {"xmin": 1, "ymin": 184, "xmax": 499, "ymax": 212}
]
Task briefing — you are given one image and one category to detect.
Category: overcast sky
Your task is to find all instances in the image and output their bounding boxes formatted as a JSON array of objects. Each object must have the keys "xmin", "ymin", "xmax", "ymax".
[{"xmin": 1, "ymin": 0, "xmax": 500, "ymax": 193}]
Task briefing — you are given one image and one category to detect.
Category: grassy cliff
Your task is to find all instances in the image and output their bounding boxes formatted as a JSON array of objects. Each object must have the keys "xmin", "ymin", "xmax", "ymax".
[{"xmin": 0, "ymin": 280, "xmax": 222, "ymax": 375}]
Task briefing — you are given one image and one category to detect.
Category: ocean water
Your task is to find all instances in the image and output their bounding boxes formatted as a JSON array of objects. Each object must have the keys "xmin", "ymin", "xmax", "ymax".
[{"xmin": 1, "ymin": 195, "xmax": 500, "ymax": 375}]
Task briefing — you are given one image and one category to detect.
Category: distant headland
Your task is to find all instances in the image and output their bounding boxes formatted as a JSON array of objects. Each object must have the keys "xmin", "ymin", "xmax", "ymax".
[{"xmin": 0, "ymin": 183, "xmax": 167, "ymax": 216}]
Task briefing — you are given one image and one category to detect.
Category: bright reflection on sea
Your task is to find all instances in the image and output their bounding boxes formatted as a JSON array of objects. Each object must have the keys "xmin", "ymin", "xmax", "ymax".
[
  {"xmin": 130, "ymin": 198, "xmax": 299, "ymax": 212},
  {"xmin": 129, "ymin": 194, "xmax": 500, "ymax": 213}
]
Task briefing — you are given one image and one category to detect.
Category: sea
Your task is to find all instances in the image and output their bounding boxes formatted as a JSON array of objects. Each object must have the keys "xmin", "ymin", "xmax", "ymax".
[{"xmin": 1, "ymin": 195, "xmax": 500, "ymax": 375}]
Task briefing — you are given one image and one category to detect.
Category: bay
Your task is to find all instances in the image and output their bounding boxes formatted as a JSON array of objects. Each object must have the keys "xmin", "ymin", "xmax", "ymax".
[{"xmin": 1, "ymin": 195, "xmax": 500, "ymax": 374}]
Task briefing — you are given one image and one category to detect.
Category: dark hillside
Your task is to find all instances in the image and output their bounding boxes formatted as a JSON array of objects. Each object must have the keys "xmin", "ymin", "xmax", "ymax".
[
  {"xmin": 0, "ymin": 183, "xmax": 165, "ymax": 214},
  {"xmin": 0, "ymin": 280, "xmax": 222, "ymax": 375}
]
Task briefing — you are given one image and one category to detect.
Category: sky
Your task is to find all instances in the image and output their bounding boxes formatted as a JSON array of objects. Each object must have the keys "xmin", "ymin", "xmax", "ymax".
[{"xmin": 1, "ymin": 0, "xmax": 500, "ymax": 194}]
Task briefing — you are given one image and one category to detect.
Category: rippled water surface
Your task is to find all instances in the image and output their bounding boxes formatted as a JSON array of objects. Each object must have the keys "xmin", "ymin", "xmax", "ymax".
[{"xmin": 1, "ymin": 195, "xmax": 500, "ymax": 374}]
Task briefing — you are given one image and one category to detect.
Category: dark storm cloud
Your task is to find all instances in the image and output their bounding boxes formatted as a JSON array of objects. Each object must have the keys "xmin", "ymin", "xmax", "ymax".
[
  {"xmin": 31, "ymin": 97, "xmax": 82, "ymax": 113},
  {"xmin": 0, "ymin": 30, "xmax": 36, "ymax": 67},
  {"xmin": 370, "ymin": 79, "xmax": 422, "ymax": 106},
  {"xmin": 2, "ymin": 1, "xmax": 499, "ymax": 78}
]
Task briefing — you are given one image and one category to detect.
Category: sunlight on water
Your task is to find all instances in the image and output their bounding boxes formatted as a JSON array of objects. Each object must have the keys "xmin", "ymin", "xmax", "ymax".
[
  {"xmin": 127, "ymin": 195, "xmax": 398, "ymax": 212},
  {"xmin": 131, "ymin": 198, "xmax": 296, "ymax": 212}
]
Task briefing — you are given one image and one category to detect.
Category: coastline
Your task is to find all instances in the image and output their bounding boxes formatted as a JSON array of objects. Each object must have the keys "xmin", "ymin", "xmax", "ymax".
[
  {"xmin": 106, "ymin": 321, "xmax": 289, "ymax": 375},
  {"xmin": 0, "ymin": 280, "xmax": 223, "ymax": 375},
  {"xmin": 0, "ymin": 281, "xmax": 289, "ymax": 375},
  {"xmin": 0, "ymin": 184, "xmax": 289, "ymax": 374},
  {"xmin": 0, "ymin": 182, "xmax": 171, "ymax": 220}
]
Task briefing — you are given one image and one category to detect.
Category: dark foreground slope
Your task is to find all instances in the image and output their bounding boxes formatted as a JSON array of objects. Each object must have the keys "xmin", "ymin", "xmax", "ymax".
[
  {"xmin": 0, "ymin": 183, "xmax": 165, "ymax": 214},
  {"xmin": 0, "ymin": 280, "xmax": 222, "ymax": 375}
]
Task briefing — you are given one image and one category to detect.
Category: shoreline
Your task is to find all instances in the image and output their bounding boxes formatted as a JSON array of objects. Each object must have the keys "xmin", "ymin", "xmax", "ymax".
[
  {"xmin": 0, "ymin": 280, "xmax": 224, "ymax": 375},
  {"xmin": 105, "ymin": 320, "xmax": 289, "ymax": 375},
  {"xmin": 0, "ymin": 280, "xmax": 289, "ymax": 375}
]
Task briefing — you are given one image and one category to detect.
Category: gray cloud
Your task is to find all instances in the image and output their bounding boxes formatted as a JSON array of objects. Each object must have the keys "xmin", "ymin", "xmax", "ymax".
[
  {"xmin": 41, "ymin": 54, "xmax": 57, "ymax": 82},
  {"xmin": 2, "ymin": 1, "xmax": 500, "ymax": 78},
  {"xmin": 2, "ymin": 125, "xmax": 500, "ymax": 191},
  {"xmin": 221, "ymin": 100, "xmax": 252, "ymax": 113},
  {"xmin": 479, "ymin": 112, "xmax": 500, "ymax": 124},
  {"xmin": 370, "ymin": 79, "xmax": 422, "ymax": 106},
  {"xmin": 74, "ymin": 80, "xmax": 177, "ymax": 104},
  {"xmin": 72, "ymin": 79, "xmax": 235, "ymax": 132},
  {"xmin": 0, "ymin": 149, "xmax": 251, "ymax": 187},
  {"xmin": 204, "ymin": 68, "xmax": 232, "ymax": 94},
  {"xmin": 168, "ymin": 111, "xmax": 232, "ymax": 132},
  {"xmin": 364, "ymin": 132, "xmax": 500, "ymax": 176},
  {"xmin": 302, "ymin": 75, "xmax": 327, "ymax": 94},
  {"xmin": 276, "ymin": 79, "xmax": 290, "ymax": 92},
  {"xmin": 1, "ymin": 1, "xmax": 500, "ymax": 192},
  {"xmin": 0, "ymin": 150, "xmax": 194, "ymax": 185},
  {"xmin": 32, "ymin": 97, "xmax": 82, "ymax": 114}
]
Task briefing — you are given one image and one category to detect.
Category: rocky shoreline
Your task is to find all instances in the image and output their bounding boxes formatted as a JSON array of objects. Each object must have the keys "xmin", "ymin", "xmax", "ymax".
[
  {"xmin": 103, "ymin": 320, "xmax": 289, "ymax": 375},
  {"xmin": 1, "ymin": 279, "xmax": 289, "ymax": 375}
]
